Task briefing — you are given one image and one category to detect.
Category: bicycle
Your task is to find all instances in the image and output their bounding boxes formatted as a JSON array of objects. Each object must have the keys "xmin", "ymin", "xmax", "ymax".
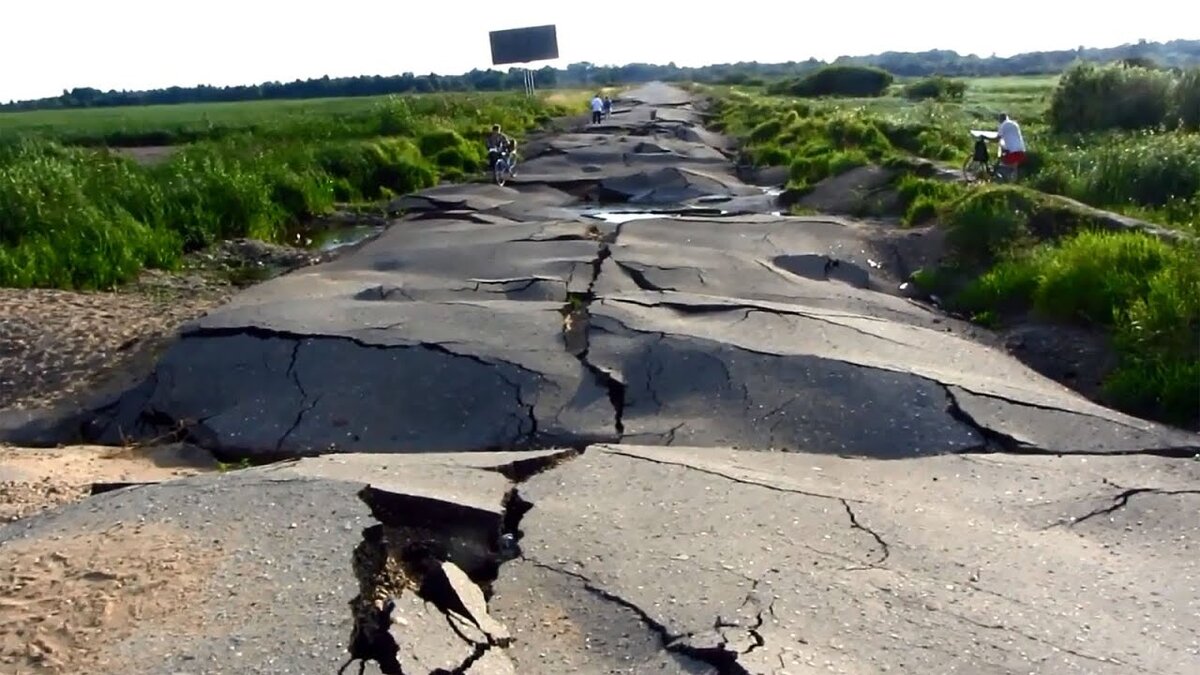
[
  {"xmin": 962, "ymin": 130, "xmax": 1018, "ymax": 184},
  {"xmin": 489, "ymin": 148, "xmax": 518, "ymax": 186}
]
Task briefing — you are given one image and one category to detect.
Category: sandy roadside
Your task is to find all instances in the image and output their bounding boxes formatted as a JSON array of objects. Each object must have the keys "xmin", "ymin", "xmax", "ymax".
[{"xmin": 0, "ymin": 443, "xmax": 220, "ymax": 523}]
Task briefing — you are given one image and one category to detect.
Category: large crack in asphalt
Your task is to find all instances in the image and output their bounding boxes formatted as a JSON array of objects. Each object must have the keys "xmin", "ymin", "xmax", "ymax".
[
  {"xmin": 88, "ymin": 327, "xmax": 551, "ymax": 460},
  {"xmin": 339, "ymin": 451, "xmax": 576, "ymax": 675},
  {"xmin": 600, "ymin": 447, "xmax": 888, "ymax": 568},
  {"xmin": 1058, "ymin": 480, "xmax": 1200, "ymax": 527},
  {"xmin": 561, "ymin": 239, "xmax": 628, "ymax": 438},
  {"xmin": 600, "ymin": 298, "xmax": 1197, "ymax": 459},
  {"xmin": 528, "ymin": 560, "xmax": 754, "ymax": 674}
]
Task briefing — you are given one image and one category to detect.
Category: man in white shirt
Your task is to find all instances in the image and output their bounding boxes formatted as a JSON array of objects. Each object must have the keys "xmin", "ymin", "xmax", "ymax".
[
  {"xmin": 590, "ymin": 94, "xmax": 604, "ymax": 124},
  {"xmin": 996, "ymin": 112, "xmax": 1027, "ymax": 168}
]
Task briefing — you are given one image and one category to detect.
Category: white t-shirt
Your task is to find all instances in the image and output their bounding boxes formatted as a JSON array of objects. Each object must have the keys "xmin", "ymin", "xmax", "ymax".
[
  {"xmin": 998, "ymin": 119, "xmax": 1025, "ymax": 152},
  {"xmin": 591, "ymin": 97, "xmax": 604, "ymax": 112}
]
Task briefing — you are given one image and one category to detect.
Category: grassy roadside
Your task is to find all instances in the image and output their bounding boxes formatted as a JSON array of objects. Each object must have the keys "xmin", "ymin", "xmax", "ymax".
[
  {"xmin": 0, "ymin": 92, "xmax": 579, "ymax": 289},
  {"xmin": 707, "ymin": 70, "xmax": 1199, "ymax": 427}
]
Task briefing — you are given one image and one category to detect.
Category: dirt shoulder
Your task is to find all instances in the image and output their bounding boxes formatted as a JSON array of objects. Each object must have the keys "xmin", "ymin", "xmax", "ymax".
[
  {"xmin": 0, "ymin": 271, "xmax": 232, "ymax": 413},
  {"xmin": 0, "ymin": 443, "xmax": 219, "ymax": 523},
  {"xmin": 0, "ymin": 237, "xmax": 333, "ymax": 415}
]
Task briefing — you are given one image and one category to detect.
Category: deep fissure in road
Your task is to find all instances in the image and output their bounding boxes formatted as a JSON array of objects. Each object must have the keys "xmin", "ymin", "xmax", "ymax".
[
  {"xmin": 339, "ymin": 451, "xmax": 575, "ymax": 674},
  {"xmin": 563, "ymin": 235, "xmax": 628, "ymax": 438}
]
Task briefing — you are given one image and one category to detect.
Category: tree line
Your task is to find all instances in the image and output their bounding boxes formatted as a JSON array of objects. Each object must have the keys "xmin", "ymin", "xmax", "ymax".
[{"xmin": 3, "ymin": 39, "xmax": 1198, "ymax": 112}]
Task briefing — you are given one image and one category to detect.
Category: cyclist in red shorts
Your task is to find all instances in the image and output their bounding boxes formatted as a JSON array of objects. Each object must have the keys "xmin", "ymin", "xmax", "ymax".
[{"xmin": 996, "ymin": 112, "xmax": 1027, "ymax": 167}]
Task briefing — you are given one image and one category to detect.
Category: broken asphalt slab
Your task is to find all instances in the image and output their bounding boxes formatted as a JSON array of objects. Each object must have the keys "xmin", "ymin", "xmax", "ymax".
[
  {"xmin": 0, "ymin": 450, "xmax": 571, "ymax": 674},
  {"xmin": 500, "ymin": 444, "xmax": 1200, "ymax": 674},
  {"xmin": 7, "ymin": 443, "xmax": 1195, "ymax": 673}
]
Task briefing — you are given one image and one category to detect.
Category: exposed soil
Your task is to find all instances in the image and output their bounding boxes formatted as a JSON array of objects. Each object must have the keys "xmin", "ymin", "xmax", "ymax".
[
  {"xmin": 0, "ymin": 443, "xmax": 218, "ymax": 522},
  {"xmin": 0, "ymin": 274, "xmax": 231, "ymax": 413},
  {"xmin": 111, "ymin": 145, "xmax": 179, "ymax": 167},
  {"xmin": 0, "ymin": 522, "xmax": 223, "ymax": 674},
  {"xmin": 0, "ymin": 238, "xmax": 332, "ymax": 414}
]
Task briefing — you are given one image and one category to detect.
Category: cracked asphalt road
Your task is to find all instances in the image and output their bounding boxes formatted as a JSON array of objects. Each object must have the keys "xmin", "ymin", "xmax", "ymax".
[
  {"xmin": 2, "ymin": 83, "xmax": 1197, "ymax": 674},
  {"xmin": 28, "ymin": 83, "xmax": 1191, "ymax": 460}
]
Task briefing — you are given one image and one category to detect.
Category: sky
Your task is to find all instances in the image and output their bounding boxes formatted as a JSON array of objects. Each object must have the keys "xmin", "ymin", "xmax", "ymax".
[{"xmin": 3, "ymin": 0, "xmax": 1197, "ymax": 102}]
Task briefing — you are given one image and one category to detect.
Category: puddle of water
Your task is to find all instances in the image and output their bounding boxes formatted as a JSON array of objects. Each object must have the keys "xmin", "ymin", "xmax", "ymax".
[
  {"xmin": 580, "ymin": 208, "xmax": 731, "ymax": 224},
  {"xmin": 310, "ymin": 224, "xmax": 385, "ymax": 252},
  {"xmin": 585, "ymin": 212, "xmax": 670, "ymax": 224},
  {"xmin": 761, "ymin": 187, "xmax": 784, "ymax": 197}
]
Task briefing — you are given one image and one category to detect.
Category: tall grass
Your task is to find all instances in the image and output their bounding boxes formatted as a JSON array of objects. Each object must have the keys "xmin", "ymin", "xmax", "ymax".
[
  {"xmin": 956, "ymin": 231, "xmax": 1199, "ymax": 425},
  {"xmin": 0, "ymin": 93, "xmax": 570, "ymax": 289},
  {"xmin": 714, "ymin": 96, "xmax": 964, "ymax": 189},
  {"xmin": 1029, "ymin": 131, "xmax": 1200, "ymax": 232}
]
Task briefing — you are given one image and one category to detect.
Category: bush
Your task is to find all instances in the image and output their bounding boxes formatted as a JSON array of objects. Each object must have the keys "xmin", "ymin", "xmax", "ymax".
[
  {"xmin": 1049, "ymin": 62, "xmax": 1173, "ymax": 133},
  {"xmin": 773, "ymin": 66, "xmax": 894, "ymax": 98},
  {"xmin": 1174, "ymin": 67, "xmax": 1200, "ymax": 131},
  {"xmin": 903, "ymin": 76, "xmax": 967, "ymax": 101},
  {"xmin": 939, "ymin": 187, "xmax": 1038, "ymax": 265}
]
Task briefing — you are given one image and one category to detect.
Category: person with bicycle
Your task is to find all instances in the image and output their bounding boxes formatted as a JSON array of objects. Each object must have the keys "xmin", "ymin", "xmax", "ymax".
[
  {"xmin": 486, "ymin": 124, "xmax": 516, "ymax": 171},
  {"xmin": 995, "ymin": 112, "xmax": 1027, "ymax": 171}
]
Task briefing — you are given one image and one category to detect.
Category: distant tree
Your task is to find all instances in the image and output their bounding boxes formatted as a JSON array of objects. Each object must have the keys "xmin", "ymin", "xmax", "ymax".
[
  {"xmin": 1174, "ymin": 67, "xmax": 1200, "ymax": 130},
  {"xmin": 4, "ymin": 39, "xmax": 1200, "ymax": 112},
  {"xmin": 771, "ymin": 65, "xmax": 894, "ymax": 98}
]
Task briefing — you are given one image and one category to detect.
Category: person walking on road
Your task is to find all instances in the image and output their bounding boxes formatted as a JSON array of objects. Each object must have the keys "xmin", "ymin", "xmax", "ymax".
[
  {"xmin": 590, "ymin": 93, "xmax": 604, "ymax": 124},
  {"xmin": 602, "ymin": 95, "xmax": 613, "ymax": 119}
]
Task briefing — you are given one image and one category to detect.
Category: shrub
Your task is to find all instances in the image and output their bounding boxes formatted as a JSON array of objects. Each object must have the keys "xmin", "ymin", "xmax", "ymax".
[
  {"xmin": 752, "ymin": 144, "xmax": 792, "ymax": 166},
  {"xmin": 1174, "ymin": 67, "xmax": 1200, "ymax": 131},
  {"xmin": 1049, "ymin": 62, "xmax": 1173, "ymax": 133},
  {"xmin": 903, "ymin": 76, "xmax": 967, "ymax": 101},
  {"xmin": 1040, "ymin": 131, "xmax": 1200, "ymax": 213},
  {"xmin": 939, "ymin": 187, "xmax": 1038, "ymax": 265},
  {"xmin": 895, "ymin": 175, "xmax": 966, "ymax": 225},
  {"xmin": 775, "ymin": 66, "xmax": 894, "ymax": 98},
  {"xmin": 954, "ymin": 231, "xmax": 1200, "ymax": 426}
]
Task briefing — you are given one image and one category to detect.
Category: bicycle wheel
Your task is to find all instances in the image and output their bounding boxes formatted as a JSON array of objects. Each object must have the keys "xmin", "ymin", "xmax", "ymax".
[
  {"xmin": 962, "ymin": 159, "xmax": 990, "ymax": 183},
  {"xmin": 493, "ymin": 159, "xmax": 507, "ymax": 186}
]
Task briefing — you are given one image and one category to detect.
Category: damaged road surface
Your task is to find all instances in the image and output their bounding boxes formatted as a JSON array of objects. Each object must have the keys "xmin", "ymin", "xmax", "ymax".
[
  {"xmin": 2, "ymin": 83, "xmax": 1198, "ymax": 674},
  {"xmin": 495, "ymin": 445, "xmax": 1200, "ymax": 674},
  {"xmin": 19, "ymin": 83, "xmax": 1194, "ymax": 459},
  {"xmin": 7, "ymin": 444, "xmax": 1195, "ymax": 674}
]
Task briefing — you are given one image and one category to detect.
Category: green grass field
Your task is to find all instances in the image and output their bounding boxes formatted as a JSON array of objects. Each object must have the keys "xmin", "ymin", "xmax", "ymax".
[
  {"xmin": 0, "ymin": 90, "xmax": 583, "ymax": 289},
  {"xmin": 0, "ymin": 90, "xmax": 593, "ymax": 146}
]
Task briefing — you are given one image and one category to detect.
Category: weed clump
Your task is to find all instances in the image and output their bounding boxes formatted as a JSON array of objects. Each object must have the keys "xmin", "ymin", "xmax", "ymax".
[
  {"xmin": 903, "ymin": 76, "xmax": 967, "ymax": 101},
  {"xmin": 956, "ymin": 231, "xmax": 1199, "ymax": 425}
]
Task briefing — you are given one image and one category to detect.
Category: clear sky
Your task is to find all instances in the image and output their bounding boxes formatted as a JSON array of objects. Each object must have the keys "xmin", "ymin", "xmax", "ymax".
[{"xmin": 3, "ymin": 0, "xmax": 1196, "ymax": 103}]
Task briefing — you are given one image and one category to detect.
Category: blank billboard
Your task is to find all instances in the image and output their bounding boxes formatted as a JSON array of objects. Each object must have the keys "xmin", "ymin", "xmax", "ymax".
[{"xmin": 489, "ymin": 25, "xmax": 559, "ymax": 66}]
